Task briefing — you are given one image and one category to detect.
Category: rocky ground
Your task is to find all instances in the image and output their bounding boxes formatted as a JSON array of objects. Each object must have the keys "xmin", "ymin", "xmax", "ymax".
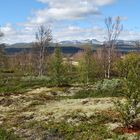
[{"xmin": 0, "ymin": 87, "xmax": 138, "ymax": 140}]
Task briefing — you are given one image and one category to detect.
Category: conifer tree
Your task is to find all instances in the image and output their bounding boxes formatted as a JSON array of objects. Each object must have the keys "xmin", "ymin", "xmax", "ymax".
[
  {"xmin": 49, "ymin": 46, "xmax": 67, "ymax": 86},
  {"xmin": 78, "ymin": 46, "xmax": 96, "ymax": 85}
]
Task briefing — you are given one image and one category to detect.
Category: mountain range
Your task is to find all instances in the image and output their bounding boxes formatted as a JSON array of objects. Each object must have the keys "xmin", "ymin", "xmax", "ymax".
[
  {"xmin": 4, "ymin": 39, "xmax": 140, "ymax": 55},
  {"xmin": 5, "ymin": 39, "xmax": 139, "ymax": 48}
]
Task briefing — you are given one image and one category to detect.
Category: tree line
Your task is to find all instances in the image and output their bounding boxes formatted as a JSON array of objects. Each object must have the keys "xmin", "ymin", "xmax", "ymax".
[{"xmin": 0, "ymin": 17, "xmax": 139, "ymax": 87}]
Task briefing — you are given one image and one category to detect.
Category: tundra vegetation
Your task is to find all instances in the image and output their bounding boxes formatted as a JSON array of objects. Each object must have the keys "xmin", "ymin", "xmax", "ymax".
[{"xmin": 0, "ymin": 17, "xmax": 140, "ymax": 140}]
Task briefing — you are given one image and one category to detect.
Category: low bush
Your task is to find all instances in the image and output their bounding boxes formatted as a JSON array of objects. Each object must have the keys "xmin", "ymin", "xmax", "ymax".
[
  {"xmin": 72, "ymin": 78, "xmax": 124, "ymax": 99},
  {"xmin": 114, "ymin": 70, "xmax": 140, "ymax": 129},
  {"xmin": 95, "ymin": 78, "xmax": 123, "ymax": 95},
  {"xmin": 0, "ymin": 76, "xmax": 53, "ymax": 95}
]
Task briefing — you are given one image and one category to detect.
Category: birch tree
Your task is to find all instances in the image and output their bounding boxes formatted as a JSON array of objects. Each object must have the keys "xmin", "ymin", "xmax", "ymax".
[
  {"xmin": 34, "ymin": 25, "xmax": 52, "ymax": 76},
  {"xmin": 104, "ymin": 16, "xmax": 123, "ymax": 78}
]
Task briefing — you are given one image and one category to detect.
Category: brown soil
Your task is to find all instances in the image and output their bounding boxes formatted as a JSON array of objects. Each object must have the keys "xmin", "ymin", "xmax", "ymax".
[{"xmin": 114, "ymin": 127, "xmax": 140, "ymax": 134}]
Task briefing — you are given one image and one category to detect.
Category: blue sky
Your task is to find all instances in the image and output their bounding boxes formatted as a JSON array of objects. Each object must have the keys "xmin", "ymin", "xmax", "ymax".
[
  {"xmin": 0, "ymin": 0, "xmax": 140, "ymax": 44},
  {"xmin": 0, "ymin": 0, "xmax": 45, "ymax": 25},
  {"xmin": 101, "ymin": 0, "xmax": 140, "ymax": 31}
]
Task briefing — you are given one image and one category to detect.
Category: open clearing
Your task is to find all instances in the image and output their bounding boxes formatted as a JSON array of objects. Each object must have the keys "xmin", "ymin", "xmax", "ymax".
[{"xmin": 0, "ymin": 87, "xmax": 138, "ymax": 140}]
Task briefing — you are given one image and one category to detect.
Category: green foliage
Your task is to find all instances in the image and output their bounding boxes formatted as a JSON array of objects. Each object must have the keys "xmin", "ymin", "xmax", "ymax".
[
  {"xmin": 116, "ymin": 53, "xmax": 140, "ymax": 77},
  {"xmin": 49, "ymin": 47, "xmax": 68, "ymax": 86},
  {"xmin": 73, "ymin": 78, "xmax": 123, "ymax": 99},
  {"xmin": 95, "ymin": 78, "xmax": 123, "ymax": 95},
  {"xmin": 21, "ymin": 75, "xmax": 50, "ymax": 82},
  {"xmin": 0, "ymin": 128, "xmax": 20, "ymax": 140},
  {"xmin": 78, "ymin": 47, "xmax": 96, "ymax": 84},
  {"xmin": 24, "ymin": 119, "xmax": 112, "ymax": 140},
  {"xmin": 0, "ymin": 45, "xmax": 7, "ymax": 70},
  {"xmin": 72, "ymin": 88, "xmax": 123, "ymax": 99},
  {"xmin": 0, "ymin": 74, "xmax": 53, "ymax": 95},
  {"xmin": 0, "ymin": 71, "xmax": 24, "ymax": 94},
  {"xmin": 44, "ymin": 121, "xmax": 112, "ymax": 140},
  {"xmin": 20, "ymin": 109, "xmax": 120, "ymax": 139},
  {"xmin": 114, "ymin": 67, "xmax": 140, "ymax": 128},
  {"xmin": 72, "ymin": 89, "xmax": 96, "ymax": 99}
]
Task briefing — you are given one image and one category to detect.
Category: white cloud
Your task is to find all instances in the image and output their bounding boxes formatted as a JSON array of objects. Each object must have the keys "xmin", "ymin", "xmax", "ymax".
[
  {"xmin": 1, "ymin": 24, "xmax": 35, "ymax": 44},
  {"xmin": 1, "ymin": 0, "xmax": 140, "ymax": 44},
  {"xmin": 1, "ymin": 23, "xmax": 140, "ymax": 44},
  {"xmin": 27, "ymin": 0, "xmax": 116, "ymax": 25},
  {"xmin": 37, "ymin": 0, "xmax": 115, "ymax": 6},
  {"xmin": 1, "ymin": 0, "xmax": 117, "ymax": 44},
  {"xmin": 53, "ymin": 25, "xmax": 106, "ymax": 41},
  {"xmin": 1, "ymin": 23, "xmax": 16, "ymax": 36},
  {"xmin": 120, "ymin": 30, "xmax": 140, "ymax": 41},
  {"xmin": 119, "ymin": 16, "xmax": 128, "ymax": 21}
]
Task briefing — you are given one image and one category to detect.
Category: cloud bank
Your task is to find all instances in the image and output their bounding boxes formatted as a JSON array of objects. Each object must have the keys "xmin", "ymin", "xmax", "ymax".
[{"xmin": 1, "ymin": 0, "xmax": 139, "ymax": 44}]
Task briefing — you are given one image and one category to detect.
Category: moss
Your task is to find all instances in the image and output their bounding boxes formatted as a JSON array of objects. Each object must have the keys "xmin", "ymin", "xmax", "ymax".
[
  {"xmin": 63, "ymin": 109, "xmax": 120, "ymax": 125},
  {"xmin": 21, "ymin": 110, "xmax": 121, "ymax": 140},
  {"xmin": 20, "ymin": 119, "xmax": 113, "ymax": 140}
]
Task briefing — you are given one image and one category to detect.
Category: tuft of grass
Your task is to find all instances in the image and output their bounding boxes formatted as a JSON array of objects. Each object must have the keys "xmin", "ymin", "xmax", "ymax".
[{"xmin": 0, "ymin": 128, "xmax": 20, "ymax": 140}]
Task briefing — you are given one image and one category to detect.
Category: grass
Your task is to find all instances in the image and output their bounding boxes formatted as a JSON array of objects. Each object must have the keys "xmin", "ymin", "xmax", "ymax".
[
  {"xmin": 0, "ymin": 75, "xmax": 71, "ymax": 95},
  {"xmin": 0, "ymin": 76, "xmax": 51, "ymax": 95},
  {"xmin": 23, "ymin": 117, "xmax": 113, "ymax": 140},
  {"xmin": 0, "ymin": 128, "xmax": 20, "ymax": 140},
  {"xmin": 72, "ymin": 88, "xmax": 124, "ymax": 99},
  {"xmin": 44, "ymin": 121, "xmax": 112, "ymax": 140}
]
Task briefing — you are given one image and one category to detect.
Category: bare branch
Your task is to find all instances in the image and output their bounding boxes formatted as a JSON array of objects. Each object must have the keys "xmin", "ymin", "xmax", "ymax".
[
  {"xmin": 34, "ymin": 25, "xmax": 52, "ymax": 76},
  {"xmin": 104, "ymin": 16, "xmax": 123, "ymax": 78}
]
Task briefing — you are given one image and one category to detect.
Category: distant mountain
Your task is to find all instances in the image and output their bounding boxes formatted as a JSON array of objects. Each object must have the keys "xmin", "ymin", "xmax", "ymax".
[
  {"xmin": 59, "ymin": 39, "xmax": 102, "ymax": 45},
  {"xmin": 60, "ymin": 40, "xmax": 81, "ymax": 45},
  {"xmin": 6, "ymin": 43, "xmax": 33, "ymax": 48},
  {"xmin": 116, "ymin": 40, "xmax": 136, "ymax": 46},
  {"xmin": 5, "ymin": 39, "xmax": 102, "ymax": 49},
  {"xmin": 4, "ymin": 39, "xmax": 140, "ymax": 55}
]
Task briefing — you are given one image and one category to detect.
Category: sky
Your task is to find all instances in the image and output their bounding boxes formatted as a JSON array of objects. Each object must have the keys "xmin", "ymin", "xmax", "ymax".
[{"xmin": 0, "ymin": 0, "xmax": 140, "ymax": 44}]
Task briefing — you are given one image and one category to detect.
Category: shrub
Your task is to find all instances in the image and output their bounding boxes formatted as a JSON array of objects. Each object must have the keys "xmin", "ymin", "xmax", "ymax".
[
  {"xmin": 116, "ymin": 53, "xmax": 140, "ymax": 77},
  {"xmin": 95, "ymin": 78, "xmax": 122, "ymax": 92},
  {"xmin": 114, "ymin": 69, "xmax": 140, "ymax": 129},
  {"xmin": 72, "ymin": 79, "xmax": 124, "ymax": 99},
  {"xmin": 0, "ymin": 75, "xmax": 55, "ymax": 95},
  {"xmin": 78, "ymin": 47, "xmax": 97, "ymax": 85}
]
